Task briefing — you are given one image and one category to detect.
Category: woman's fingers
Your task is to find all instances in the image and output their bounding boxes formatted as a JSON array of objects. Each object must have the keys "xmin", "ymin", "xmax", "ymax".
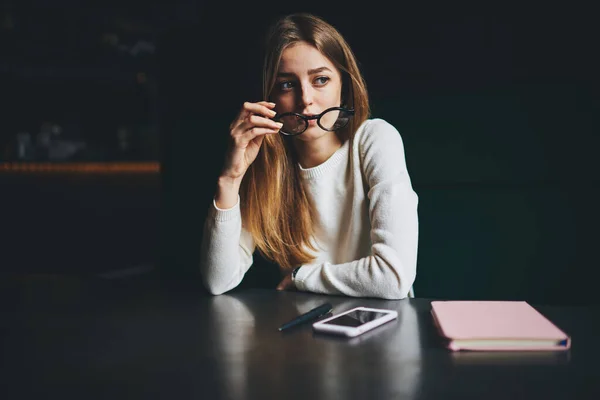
[
  {"xmin": 232, "ymin": 105, "xmax": 282, "ymax": 144},
  {"xmin": 247, "ymin": 114, "xmax": 282, "ymax": 130},
  {"xmin": 241, "ymin": 116, "xmax": 283, "ymax": 142},
  {"xmin": 231, "ymin": 101, "xmax": 277, "ymax": 130},
  {"xmin": 245, "ymin": 101, "xmax": 277, "ymax": 118},
  {"xmin": 240, "ymin": 125, "xmax": 281, "ymax": 142},
  {"xmin": 222, "ymin": 101, "xmax": 280, "ymax": 180}
]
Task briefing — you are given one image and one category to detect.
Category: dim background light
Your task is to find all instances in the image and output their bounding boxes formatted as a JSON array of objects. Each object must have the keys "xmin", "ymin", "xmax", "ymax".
[{"xmin": 0, "ymin": 162, "xmax": 160, "ymax": 173}]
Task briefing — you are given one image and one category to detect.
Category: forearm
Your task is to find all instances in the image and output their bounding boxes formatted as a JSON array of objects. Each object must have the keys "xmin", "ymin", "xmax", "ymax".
[
  {"xmin": 199, "ymin": 200, "xmax": 255, "ymax": 295},
  {"xmin": 296, "ymin": 176, "xmax": 419, "ymax": 299},
  {"xmin": 214, "ymin": 176, "xmax": 243, "ymax": 210},
  {"xmin": 294, "ymin": 250, "xmax": 417, "ymax": 300}
]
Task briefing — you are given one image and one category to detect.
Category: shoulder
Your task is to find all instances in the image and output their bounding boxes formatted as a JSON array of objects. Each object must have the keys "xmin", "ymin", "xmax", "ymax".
[{"xmin": 354, "ymin": 118, "xmax": 406, "ymax": 157}]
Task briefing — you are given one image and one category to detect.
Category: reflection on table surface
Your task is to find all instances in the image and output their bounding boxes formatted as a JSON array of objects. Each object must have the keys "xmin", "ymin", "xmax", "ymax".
[
  {"xmin": 2, "ymin": 278, "xmax": 599, "ymax": 400},
  {"xmin": 207, "ymin": 292, "xmax": 422, "ymax": 399},
  {"xmin": 449, "ymin": 350, "xmax": 571, "ymax": 365}
]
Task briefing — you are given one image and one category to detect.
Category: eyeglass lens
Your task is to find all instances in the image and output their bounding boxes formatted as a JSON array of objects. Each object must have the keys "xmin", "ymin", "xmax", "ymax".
[{"xmin": 279, "ymin": 109, "xmax": 352, "ymax": 135}]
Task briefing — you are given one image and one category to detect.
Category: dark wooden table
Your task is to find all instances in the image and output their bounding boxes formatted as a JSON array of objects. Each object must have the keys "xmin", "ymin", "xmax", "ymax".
[{"xmin": 2, "ymin": 276, "xmax": 599, "ymax": 399}]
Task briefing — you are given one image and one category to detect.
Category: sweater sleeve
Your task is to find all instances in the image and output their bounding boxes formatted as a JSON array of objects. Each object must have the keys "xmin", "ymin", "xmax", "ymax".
[
  {"xmin": 199, "ymin": 196, "xmax": 256, "ymax": 295},
  {"xmin": 293, "ymin": 119, "xmax": 419, "ymax": 299}
]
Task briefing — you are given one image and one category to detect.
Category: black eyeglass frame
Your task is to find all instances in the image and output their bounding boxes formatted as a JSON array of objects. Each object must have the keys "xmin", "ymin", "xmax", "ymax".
[{"xmin": 273, "ymin": 106, "xmax": 355, "ymax": 136}]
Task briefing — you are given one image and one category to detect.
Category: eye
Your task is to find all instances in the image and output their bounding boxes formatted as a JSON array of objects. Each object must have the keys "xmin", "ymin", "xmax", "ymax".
[
  {"xmin": 315, "ymin": 76, "xmax": 330, "ymax": 85},
  {"xmin": 278, "ymin": 81, "xmax": 295, "ymax": 91}
]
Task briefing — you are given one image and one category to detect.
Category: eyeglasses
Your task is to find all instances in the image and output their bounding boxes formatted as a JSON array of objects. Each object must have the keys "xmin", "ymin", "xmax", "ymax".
[{"xmin": 274, "ymin": 107, "xmax": 355, "ymax": 136}]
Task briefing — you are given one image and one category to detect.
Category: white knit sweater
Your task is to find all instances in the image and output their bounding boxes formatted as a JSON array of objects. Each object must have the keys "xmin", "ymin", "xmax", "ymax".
[{"xmin": 200, "ymin": 118, "xmax": 419, "ymax": 299}]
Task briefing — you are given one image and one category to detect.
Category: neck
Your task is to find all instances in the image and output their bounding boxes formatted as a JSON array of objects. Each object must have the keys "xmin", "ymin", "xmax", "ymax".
[{"xmin": 294, "ymin": 132, "xmax": 343, "ymax": 169}]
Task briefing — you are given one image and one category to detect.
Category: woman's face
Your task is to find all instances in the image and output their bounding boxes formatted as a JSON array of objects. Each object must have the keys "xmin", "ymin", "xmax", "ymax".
[{"xmin": 271, "ymin": 41, "xmax": 343, "ymax": 142}]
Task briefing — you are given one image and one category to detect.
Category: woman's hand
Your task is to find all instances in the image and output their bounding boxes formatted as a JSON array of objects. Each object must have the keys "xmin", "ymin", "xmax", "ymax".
[
  {"xmin": 220, "ymin": 101, "xmax": 283, "ymax": 182},
  {"xmin": 276, "ymin": 272, "xmax": 295, "ymax": 291}
]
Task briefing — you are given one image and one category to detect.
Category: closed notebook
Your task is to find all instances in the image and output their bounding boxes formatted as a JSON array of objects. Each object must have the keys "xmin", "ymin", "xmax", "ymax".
[{"xmin": 430, "ymin": 301, "xmax": 571, "ymax": 351}]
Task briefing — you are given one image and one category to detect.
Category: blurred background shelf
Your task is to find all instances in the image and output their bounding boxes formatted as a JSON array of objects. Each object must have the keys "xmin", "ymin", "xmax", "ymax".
[
  {"xmin": 1, "ymin": 0, "xmax": 164, "ymax": 277},
  {"xmin": 1, "ymin": 0, "xmax": 160, "ymax": 165}
]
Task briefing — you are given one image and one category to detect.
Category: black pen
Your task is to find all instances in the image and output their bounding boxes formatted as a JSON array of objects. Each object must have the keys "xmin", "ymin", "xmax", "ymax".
[{"xmin": 278, "ymin": 303, "xmax": 333, "ymax": 331}]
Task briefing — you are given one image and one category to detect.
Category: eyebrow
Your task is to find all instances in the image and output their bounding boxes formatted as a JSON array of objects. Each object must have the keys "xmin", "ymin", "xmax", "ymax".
[{"xmin": 276, "ymin": 66, "xmax": 332, "ymax": 78}]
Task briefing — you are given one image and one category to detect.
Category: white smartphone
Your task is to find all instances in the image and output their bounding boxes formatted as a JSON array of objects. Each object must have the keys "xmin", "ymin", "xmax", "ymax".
[{"xmin": 312, "ymin": 306, "xmax": 398, "ymax": 337}]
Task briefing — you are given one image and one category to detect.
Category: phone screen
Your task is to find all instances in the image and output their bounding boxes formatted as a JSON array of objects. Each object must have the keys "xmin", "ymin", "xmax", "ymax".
[{"xmin": 322, "ymin": 310, "xmax": 389, "ymax": 327}]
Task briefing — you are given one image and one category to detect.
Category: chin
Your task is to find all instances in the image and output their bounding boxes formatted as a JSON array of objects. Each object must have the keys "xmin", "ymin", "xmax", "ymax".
[{"xmin": 294, "ymin": 127, "xmax": 329, "ymax": 142}]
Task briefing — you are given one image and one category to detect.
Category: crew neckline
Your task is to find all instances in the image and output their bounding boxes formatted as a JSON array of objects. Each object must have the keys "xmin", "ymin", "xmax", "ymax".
[{"xmin": 299, "ymin": 138, "xmax": 350, "ymax": 180}]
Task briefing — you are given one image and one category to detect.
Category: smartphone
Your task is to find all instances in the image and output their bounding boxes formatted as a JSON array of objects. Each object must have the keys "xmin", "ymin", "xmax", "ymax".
[{"xmin": 312, "ymin": 306, "xmax": 398, "ymax": 337}]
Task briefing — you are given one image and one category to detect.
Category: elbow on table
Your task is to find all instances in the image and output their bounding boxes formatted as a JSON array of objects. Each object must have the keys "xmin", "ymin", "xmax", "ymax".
[
  {"xmin": 205, "ymin": 285, "xmax": 228, "ymax": 296},
  {"xmin": 395, "ymin": 269, "xmax": 417, "ymax": 300},
  {"xmin": 374, "ymin": 257, "xmax": 416, "ymax": 300},
  {"xmin": 381, "ymin": 283, "xmax": 412, "ymax": 300},
  {"xmin": 201, "ymin": 278, "xmax": 231, "ymax": 296}
]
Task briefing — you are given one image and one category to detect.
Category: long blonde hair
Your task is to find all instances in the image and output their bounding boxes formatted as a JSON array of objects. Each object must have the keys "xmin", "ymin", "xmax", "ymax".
[{"xmin": 240, "ymin": 13, "xmax": 371, "ymax": 269}]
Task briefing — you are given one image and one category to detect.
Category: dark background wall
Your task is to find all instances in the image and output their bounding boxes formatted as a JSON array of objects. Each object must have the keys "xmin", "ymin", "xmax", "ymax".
[
  {"xmin": 3, "ymin": 1, "xmax": 597, "ymax": 306},
  {"xmin": 159, "ymin": 2, "xmax": 599, "ymax": 305},
  {"xmin": 1, "ymin": 0, "xmax": 162, "ymax": 278}
]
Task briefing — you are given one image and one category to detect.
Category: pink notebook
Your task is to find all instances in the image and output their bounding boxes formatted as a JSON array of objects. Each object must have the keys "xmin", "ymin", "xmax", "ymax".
[{"xmin": 430, "ymin": 301, "xmax": 571, "ymax": 351}]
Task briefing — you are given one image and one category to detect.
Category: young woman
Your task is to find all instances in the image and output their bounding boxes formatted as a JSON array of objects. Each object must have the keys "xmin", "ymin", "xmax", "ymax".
[{"xmin": 200, "ymin": 13, "xmax": 419, "ymax": 299}]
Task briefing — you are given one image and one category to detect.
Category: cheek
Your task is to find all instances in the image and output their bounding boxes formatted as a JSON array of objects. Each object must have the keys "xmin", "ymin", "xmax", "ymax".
[
  {"xmin": 273, "ymin": 95, "xmax": 296, "ymax": 113},
  {"xmin": 323, "ymin": 84, "xmax": 343, "ymax": 104}
]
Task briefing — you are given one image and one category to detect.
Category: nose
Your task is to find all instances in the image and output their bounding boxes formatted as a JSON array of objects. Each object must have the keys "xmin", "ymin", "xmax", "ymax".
[{"xmin": 297, "ymin": 82, "xmax": 314, "ymax": 109}]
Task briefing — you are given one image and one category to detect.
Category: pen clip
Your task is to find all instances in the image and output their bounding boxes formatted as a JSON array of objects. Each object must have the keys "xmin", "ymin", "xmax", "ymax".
[
  {"xmin": 316, "ymin": 310, "xmax": 333, "ymax": 321},
  {"xmin": 278, "ymin": 303, "xmax": 333, "ymax": 331}
]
